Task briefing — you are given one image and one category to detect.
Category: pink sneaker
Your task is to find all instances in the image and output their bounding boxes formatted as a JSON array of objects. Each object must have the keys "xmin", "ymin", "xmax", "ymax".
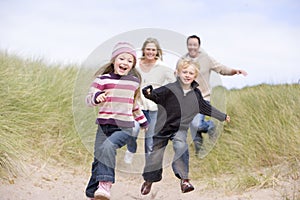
[{"xmin": 94, "ymin": 181, "xmax": 112, "ymax": 200}]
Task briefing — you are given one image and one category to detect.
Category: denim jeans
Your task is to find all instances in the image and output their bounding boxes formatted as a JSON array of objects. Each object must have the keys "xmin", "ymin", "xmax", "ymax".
[
  {"xmin": 190, "ymin": 101, "xmax": 215, "ymax": 144},
  {"xmin": 142, "ymin": 130, "xmax": 189, "ymax": 182},
  {"xmin": 85, "ymin": 124, "xmax": 132, "ymax": 198},
  {"xmin": 126, "ymin": 110, "xmax": 157, "ymax": 154}
]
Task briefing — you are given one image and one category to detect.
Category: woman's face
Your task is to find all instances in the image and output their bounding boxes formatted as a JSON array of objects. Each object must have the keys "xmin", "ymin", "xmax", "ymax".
[
  {"xmin": 113, "ymin": 53, "xmax": 135, "ymax": 76},
  {"xmin": 143, "ymin": 42, "xmax": 157, "ymax": 61}
]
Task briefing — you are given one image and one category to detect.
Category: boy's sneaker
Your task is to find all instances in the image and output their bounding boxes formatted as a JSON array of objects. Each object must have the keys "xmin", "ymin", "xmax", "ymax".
[
  {"xmin": 94, "ymin": 181, "xmax": 112, "ymax": 200},
  {"xmin": 141, "ymin": 181, "xmax": 152, "ymax": 195},
  {"xmin": 180, "ymin": 179, "xmax": 194, "ymax": 193},
  {"xmin": 124, "ymin": 150, "xmax": 134, "ymax": 164}
]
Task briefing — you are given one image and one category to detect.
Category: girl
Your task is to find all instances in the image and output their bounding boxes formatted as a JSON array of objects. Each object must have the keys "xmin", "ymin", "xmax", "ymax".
[
  {"xmin": 140, "ymin": 58, "xmax": 230, "ymax": 195},
  {"xmin": 85, "ymin": 42, "xmax": 148, "ymax": 200}
]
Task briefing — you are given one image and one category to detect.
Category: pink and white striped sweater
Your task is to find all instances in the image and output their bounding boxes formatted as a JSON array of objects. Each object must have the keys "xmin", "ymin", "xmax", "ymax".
[{"xmin": 86, "ymin": 72, "xmax": 148, "ymax": 128}]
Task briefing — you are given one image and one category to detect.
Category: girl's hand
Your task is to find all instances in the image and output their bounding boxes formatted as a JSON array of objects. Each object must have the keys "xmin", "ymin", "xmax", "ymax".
[
  {"xmin": 96, "ymin": 91, "xmax": 108, "ymax": 103},
  {"xmin": 225, "ymin": 115, "xmax": 230, "ymax": 122}
]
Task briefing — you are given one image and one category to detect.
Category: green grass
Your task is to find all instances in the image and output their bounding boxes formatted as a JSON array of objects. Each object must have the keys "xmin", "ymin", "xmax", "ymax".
[
  {"xmin": 0, "ymin": 52, "xmax": 299, "ymax": 196},
  {"xmin": 0, "ymin": 52, "xmax": 90, "ymax": 179},
  {"xmin": 189, "ymin": 84, "xmax": 300, "ymax": 192}
]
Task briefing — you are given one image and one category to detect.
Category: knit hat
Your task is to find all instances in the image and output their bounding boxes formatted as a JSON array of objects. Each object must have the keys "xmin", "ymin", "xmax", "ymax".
[{"xmin": 111, "ymin": 42, "xmax": 137, "ymax": 61}]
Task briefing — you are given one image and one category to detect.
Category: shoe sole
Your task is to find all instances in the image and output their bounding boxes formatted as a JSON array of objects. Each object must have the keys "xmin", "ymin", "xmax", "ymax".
[
  {"xmin": 182, "ymin": 187, "xmax": 194, "ymax": 193},
  {"xmin": 94, "ymin": 193, "xmax": 110, "ymax": 200}
]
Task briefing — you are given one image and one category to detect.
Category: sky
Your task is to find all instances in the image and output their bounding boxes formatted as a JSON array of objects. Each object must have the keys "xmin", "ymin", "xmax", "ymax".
[{"xmin": 0, "ymin": 0, "xmax": 300, "ymax": 89}]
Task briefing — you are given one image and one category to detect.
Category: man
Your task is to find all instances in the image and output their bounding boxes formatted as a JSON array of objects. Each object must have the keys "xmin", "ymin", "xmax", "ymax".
[{"xmin": 182, "ymin": 35, "xmax": 247, "ymax": 157}]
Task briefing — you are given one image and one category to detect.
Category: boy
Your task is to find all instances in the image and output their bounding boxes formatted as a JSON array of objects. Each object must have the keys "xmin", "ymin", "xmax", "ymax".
[{"xmin": 140, "ymin": 58, "xmax": 230, "ymax": 195}]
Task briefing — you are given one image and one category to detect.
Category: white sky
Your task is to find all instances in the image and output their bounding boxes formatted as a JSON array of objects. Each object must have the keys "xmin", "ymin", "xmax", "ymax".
[{"xmin": 1, "ymin": 0, "xmax": 300, "ymax": 89}]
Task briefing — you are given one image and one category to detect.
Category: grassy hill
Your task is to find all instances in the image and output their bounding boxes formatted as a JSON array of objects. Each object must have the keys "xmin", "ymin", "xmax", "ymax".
[
  {"xmin": 0, "ymin": 52, "xmax": 299, "ymax": 194},
  {"xmin": 0, "ymin": 52, "xmax": 88, "ymax": 179},
  {"xmin": 189, "ymin": 84, "xmax": 300, "ymax": 192}
]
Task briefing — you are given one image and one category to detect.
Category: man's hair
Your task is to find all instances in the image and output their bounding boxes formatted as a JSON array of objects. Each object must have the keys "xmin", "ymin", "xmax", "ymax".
[{"xmin": 187, "ymin": 35, "xmax": 201, "ymax": 46}]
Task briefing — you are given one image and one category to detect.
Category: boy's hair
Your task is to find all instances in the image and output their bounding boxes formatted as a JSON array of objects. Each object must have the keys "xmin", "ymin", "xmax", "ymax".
[
  {"xmin": 176, "ymin": 58, "xmax": 200, "ymax": 77},
  {"xmin": 140, "ymin": 37, "xmax": 163, "ymax": 61}
]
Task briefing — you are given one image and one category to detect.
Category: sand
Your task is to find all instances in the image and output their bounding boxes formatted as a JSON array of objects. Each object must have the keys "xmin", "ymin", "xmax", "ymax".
[{"xmin": 0, "ymin": 155, "xmax": 299, "ymax": 200}]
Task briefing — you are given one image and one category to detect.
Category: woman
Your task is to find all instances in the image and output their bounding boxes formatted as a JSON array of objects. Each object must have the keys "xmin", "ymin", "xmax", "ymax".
[{"xmin": 124, "ymin": 37, "xmax": 176, "ymax": 164}]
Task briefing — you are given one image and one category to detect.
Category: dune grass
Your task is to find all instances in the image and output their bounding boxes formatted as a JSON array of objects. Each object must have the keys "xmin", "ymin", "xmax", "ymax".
[
  {"xmin": 0, "ymin": 52, "xmax": 89, "ymax": 180},
  {"xmin": 189, "ymin": 84, "xmax": 300, "ymax": 193},
  {"xmin": 0, "ymin": 52, "xmax": 299, "ymax": 196}
]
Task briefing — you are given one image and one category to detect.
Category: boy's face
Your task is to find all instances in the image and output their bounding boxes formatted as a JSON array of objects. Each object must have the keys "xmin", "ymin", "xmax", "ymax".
[{"xmin": 177, "ymin": 65, "xmax": 197, "ymax": 86}]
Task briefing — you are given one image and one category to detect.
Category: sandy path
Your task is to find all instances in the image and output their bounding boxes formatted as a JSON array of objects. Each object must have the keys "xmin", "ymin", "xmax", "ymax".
[{"xmin": 1, "ymin": 156, "xmax": 298, "ymax": 200}]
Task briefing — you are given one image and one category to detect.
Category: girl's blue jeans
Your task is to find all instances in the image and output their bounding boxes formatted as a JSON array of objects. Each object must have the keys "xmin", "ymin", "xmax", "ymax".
[{"xmin": 85, "ymin": 124, "xmax": 132, "ymax": 198}]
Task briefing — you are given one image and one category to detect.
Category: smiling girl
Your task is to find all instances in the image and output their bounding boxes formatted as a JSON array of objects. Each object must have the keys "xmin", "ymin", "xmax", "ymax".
[{"xmin": 85, "ymin": 42, "xmax": 148, "ymax": 200}]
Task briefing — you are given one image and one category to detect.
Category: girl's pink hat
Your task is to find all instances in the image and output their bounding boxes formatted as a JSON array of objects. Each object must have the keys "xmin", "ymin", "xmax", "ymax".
[{"xmin": 111, "ymin": 42, "xmax": 137, "ymax": 60}]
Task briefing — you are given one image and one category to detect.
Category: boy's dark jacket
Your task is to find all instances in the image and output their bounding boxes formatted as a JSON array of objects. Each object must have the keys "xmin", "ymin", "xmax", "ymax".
[{"xmin": 142, "ymin": 79, "xmax": 227, "ymax": 135}]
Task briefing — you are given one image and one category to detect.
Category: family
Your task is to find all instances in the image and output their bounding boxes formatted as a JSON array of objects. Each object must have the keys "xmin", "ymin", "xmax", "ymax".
[{"xmin": 84, "ymin": 35, "xmax": 247, "ymax": 200}]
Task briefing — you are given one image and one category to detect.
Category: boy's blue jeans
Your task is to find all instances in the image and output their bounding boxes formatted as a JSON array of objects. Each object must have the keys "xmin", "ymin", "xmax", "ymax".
[
  {"xmin": 85, "ymin": 124, "xmax": 132, "ymax": 198},
  {"xmin": 142, "ymin": 130, "xmax": 189, "ymax": 182},
  {"xmin": 126, "ymin": 110, "xmax": 157, "ymax": 154}
]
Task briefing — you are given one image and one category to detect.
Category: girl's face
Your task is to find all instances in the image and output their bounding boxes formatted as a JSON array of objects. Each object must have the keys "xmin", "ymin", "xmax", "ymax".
[
  {"xmin": 113, "ymin": 53, "xmax": 135, "ymax": 76},
  {"xmin": 143, "ymin": 42, "xmax": 157, "ymax": 61},
  {"xmin": 187, "ymin": 38, "xmax": 200, "ymax": 58},
  {"xmin": 177, "ymin": 65, "xmax": 197, "ymax": 86}
]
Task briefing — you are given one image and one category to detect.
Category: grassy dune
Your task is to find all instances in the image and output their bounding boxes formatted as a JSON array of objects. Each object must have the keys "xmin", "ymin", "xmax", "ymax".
[
  {"xmin": 0, "ymin": 52, "xmax": 88, "ymax": 179},
  {"xmin": 190, "ymin": 84, "xmax": 300, "ymax": 192},
  {"xmin": 0, "ymin": 52, "xmax": 299, "ymax": 194}
]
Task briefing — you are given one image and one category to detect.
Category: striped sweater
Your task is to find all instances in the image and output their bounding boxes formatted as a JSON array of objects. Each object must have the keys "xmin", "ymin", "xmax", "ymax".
[{"xmin": 86, "ymin": 72, "xmax": 148, "ymax": 128}]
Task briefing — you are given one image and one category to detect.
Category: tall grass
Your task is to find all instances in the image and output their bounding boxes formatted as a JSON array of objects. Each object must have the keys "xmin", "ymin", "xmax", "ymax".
[
  {"xmin": 0, "ymin": 52, "xmax": 89, "ymax": 180},
  {"xmin": 190, "ymin": 84, "xmax": 300, "ymax": 191}
]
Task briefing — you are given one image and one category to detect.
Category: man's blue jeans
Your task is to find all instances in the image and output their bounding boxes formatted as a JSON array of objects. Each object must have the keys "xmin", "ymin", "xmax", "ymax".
[
  {"xmin": 190, "ymin": 103, "xmax": 215, "ymax": 154},
  {"xmin": 85, "ymin": 124, "xmax": 132, "ymax": 198}
]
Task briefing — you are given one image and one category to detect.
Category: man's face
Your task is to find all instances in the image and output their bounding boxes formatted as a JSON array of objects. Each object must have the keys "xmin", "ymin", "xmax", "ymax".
[{"xmin": 187, "ymin": 38, "xmax": 200, "ymax": 58}]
